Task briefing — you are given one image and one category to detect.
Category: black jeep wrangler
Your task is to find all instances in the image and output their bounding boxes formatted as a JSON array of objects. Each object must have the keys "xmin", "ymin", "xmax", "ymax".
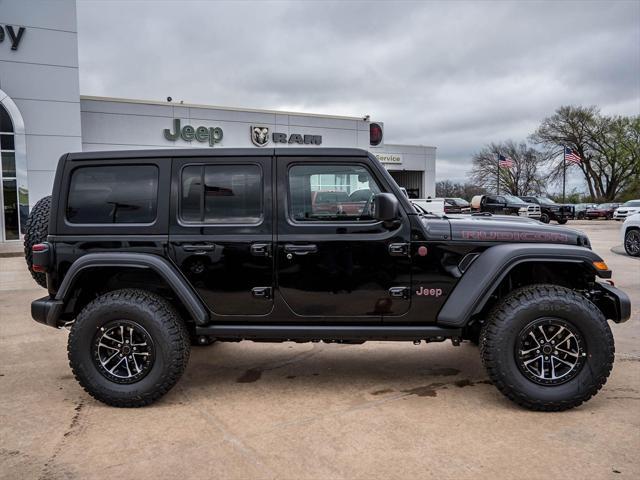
[{"xmin": 25, "ymin": 148, "xmax": 630, "ymax": 410}]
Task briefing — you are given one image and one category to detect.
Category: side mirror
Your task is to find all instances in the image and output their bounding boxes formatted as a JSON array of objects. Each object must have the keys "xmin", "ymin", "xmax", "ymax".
[{"xmin": 374, "ymin": 193, "xmax": 399, "ymax": 222}]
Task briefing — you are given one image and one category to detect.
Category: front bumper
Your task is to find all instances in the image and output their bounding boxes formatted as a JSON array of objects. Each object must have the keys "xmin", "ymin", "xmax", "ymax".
[
  {"xmin": 595, "ymin": 282, "xmax": 632, "ymax": 323},
  {"xmin": 31, "ymin": 296, "xmax": 65, "ymax": 328}
]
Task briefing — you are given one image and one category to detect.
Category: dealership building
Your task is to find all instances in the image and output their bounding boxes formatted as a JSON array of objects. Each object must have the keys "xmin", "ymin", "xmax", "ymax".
[{"xmin": 0, "ymin": 0, "xmax": 436, "ymax": 243}]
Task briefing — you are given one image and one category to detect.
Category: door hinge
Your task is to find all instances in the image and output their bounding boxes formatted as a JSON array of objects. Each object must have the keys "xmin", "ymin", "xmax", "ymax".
[
  {"xmin": 388, "ymin": 243, "xmax": 409, "ymax": 256},
  {"xmin": 251, "ymin": 287, "xmax": 272, "ymax": 299},
  {"xmin": 388, "ymin": 286, "xmax": 410, "ymax": 299}
]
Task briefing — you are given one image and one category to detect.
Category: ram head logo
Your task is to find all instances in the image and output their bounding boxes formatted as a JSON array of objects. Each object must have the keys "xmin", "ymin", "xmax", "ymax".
[{"xmin": 251, "ymin": 126, "xmax": 270, "ymax": 147}]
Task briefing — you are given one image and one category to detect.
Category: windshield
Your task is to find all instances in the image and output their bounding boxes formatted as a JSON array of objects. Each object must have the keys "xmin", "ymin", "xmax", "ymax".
[
  {"xmin": 598, "ymin": 203, "xmax": 612, "ymax": 208},
  {"xmin": 450, "ymin": 198, "xmax": 470, "ymax": 207},
  {"xmin": 539, "ymin": 197, "xmax": 556, "ymax": 204},
  {"xmin": 503, "ymin": 195, "xmax": 527, "ymax": 205},
  {"xmin": 623, "ymin": 200, "xmax": 640, "ymax": 207}
]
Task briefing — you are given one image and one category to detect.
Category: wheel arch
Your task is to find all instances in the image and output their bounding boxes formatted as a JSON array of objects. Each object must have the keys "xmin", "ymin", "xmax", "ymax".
[
  {"xmin": 437, "ymin": 244, "xmax": 611, "ymax": 328},
  {"xmin": 55, "ymin": 253, "xmax": 209, "ymax": 325}
]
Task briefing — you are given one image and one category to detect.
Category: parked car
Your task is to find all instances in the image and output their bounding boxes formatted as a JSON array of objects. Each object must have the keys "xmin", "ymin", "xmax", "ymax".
[
  {"xmin": 445, "ymin": 197, "xmax": 472, "ymax": 214},
  {"xmin": 470, "ymin": 194, "xmax": 541, "ymax": 219},
  {"xmin": 519, "ymin": 196, "xmax": 573, "ymax": 224},
  {"xmin": 24, "ymin": 148, "xmax": 630, "ymax": 411},
  {"xmin": 613, "ymin": 200, "xmax": 640, "ymax": 221},
  {"xmin": 621, "ymin": 213, "xmax": 640, "ymax": 257},
  {"xmin": 586, "ymin": 203, "xmax": 621, "ymax": 220},
  {"xmin": 574, "ymin": 203, "xmax": 598, "ymax": 220},
  {"xmin": 412, "ymin": 198, "xmax": 445, "ymax": 215}
]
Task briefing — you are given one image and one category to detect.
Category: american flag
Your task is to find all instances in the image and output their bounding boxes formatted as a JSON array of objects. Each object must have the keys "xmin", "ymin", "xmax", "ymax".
[
  {"xmin": 498, "ymin": 154, "xmax": 514, "ymax": 168},
  {"xmin": 564, "ymin": 147, "xmax": 582, "ymax": 164}
]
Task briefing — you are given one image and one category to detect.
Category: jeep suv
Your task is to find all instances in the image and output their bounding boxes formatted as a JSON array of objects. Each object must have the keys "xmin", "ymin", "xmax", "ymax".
[{"xmin": 25, "ymin": 148, "xmax": 630, "ymax": 410}]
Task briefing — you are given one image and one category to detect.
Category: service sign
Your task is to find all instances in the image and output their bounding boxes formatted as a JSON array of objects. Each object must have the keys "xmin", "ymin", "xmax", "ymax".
[{"xmin": 375, "ymin": 153, "xmax": 403, "ymax": 164}]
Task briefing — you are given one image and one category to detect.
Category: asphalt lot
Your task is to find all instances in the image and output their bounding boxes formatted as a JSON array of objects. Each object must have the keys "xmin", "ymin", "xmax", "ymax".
[{"xmin": 1, "ymin": 220, "xmax": 638, "ymax": 480}]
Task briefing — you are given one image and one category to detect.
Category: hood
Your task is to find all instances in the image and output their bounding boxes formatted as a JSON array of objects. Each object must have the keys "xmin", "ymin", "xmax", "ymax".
[{"xmin": 431, "ymin": 214, "xmax": 589, "ymax": 247}]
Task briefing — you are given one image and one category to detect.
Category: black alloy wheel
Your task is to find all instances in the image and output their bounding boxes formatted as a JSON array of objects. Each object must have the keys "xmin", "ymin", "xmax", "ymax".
[
  {"xmin": 515, "ymin": 318, "xmax": 586, "ymax": 385},
  {"xmin": 92, "ymin": 320, "xmax": 155, "ymax": 384},
  {"xmin": 624, "ymin": 229, "xmax": 640, "ymax": 257}
]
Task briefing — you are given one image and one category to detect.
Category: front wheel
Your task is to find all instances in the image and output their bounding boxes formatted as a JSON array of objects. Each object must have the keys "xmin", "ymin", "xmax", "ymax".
[
  {"xmin": 480, "ymin": 284, "xmax": 614, "ymax": 411},
  {"xmin": 539, "ymin": 213, "xmax": 550, "ymax": 224},
  {"xmin": 625, "ymin": 229, "xmax": 640, "ymax": 257},
  {"xmin": 68, "ymin": 289, "xmax": 190, "ymax": 407}
]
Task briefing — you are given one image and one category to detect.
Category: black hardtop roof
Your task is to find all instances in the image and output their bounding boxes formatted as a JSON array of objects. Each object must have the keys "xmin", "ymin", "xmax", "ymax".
[{"xmin": 66, "ymin": 147, "xmax": 371, "ymax": 161}]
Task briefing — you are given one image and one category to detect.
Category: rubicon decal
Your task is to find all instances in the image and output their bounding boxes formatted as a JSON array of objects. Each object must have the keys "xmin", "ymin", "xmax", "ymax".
[{"xmin": 460, "ymin": 231, "xmax": 569, "ymax": 243}]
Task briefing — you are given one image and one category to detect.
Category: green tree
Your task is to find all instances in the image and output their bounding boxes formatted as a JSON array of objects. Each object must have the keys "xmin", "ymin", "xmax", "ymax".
[{"xmin": 531, "ymin": 106, "xmax": 640, "ymax": 201}]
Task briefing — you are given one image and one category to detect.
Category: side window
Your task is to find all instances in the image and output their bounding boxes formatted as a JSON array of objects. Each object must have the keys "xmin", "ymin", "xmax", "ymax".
[
  {"xmin": 67, "ymin": 165, "xmax": 158, "ymax": 224},
  {"xmin": 288, "ymin": 164, "xmax": 381, "ymax": 222},
  {"xmin": 180, "ymin": 164, "xmax": 262, "ymax": 224}
]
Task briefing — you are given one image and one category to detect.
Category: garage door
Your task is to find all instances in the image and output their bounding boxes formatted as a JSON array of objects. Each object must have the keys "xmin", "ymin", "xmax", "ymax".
[{"xmin": 388, "ymin": 170, "xmax": 423, "ymax": 199}]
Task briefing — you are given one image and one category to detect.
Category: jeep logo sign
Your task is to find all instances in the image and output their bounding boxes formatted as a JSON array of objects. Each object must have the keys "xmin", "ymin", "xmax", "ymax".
[{"xmin": 164, "ymin": 119, "xmax": 223, "ymax": 147}]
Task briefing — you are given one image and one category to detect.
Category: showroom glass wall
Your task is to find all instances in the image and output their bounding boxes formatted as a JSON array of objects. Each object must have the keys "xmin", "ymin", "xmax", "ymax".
[{"xmin": 0, "ymin": 99, "xmax": 28, "ymax": 242}]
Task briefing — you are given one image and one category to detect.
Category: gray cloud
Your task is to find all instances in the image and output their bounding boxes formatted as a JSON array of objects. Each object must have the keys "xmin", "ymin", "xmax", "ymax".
[{"xmin": 77, "ymin": 0, "xmax": 640, "ymax": 187}]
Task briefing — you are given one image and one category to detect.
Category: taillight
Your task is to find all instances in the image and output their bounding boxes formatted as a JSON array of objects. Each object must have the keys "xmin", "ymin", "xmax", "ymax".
[
  {"xmin": 370, "ymin": 123, "xmax": 383, "ymax": 146},
  {"xmin": 32, "ymin": 243, "xmax": 50, "ymax": 273}
]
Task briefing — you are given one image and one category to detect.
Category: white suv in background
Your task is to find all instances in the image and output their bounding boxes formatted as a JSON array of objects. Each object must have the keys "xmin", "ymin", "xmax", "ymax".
[
  {"xmin": 614, "ymin": 200, "xmax": 640, "ymax": 220},
  {"xmin": 621, "ymin": 213, "xmax": 640, "ymax": 257}
]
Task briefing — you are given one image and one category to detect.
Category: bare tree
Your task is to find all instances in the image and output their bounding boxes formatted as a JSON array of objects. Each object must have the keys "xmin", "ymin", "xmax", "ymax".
[
  {"xmin": 470, "ymin": 141, "xmax": 545, "ymax": 196},
  {"xmin": 436, "ymin": 180, "xmax": 485, "ymax": 199},
  {"xmin": 531, "ymin": 106, "xmax": 640, "ymax": 201}
]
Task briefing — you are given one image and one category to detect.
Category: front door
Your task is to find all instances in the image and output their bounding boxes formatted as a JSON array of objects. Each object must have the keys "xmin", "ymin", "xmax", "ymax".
[
  {"xmin": 169, "ymin": 155, "xmax": 274, "ymax": 317},
  {"xmin": 275, "ymin": 157, "xmax": 412, "ymax": 319}
]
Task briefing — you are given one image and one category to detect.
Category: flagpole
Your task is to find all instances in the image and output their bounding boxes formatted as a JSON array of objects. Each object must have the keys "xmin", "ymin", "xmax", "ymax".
[
  {"xmin": 497, "ymin": 155, "xmax": 500, "ymax": 195},
  {"xmin": 562, "ymin": 146, "xmax": 566, "ymax": 203}
]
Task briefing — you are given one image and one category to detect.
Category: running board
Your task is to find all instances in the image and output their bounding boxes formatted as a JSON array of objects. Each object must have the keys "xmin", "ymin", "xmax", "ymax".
[{"xmin": 195, "ymin": 324, "xmax": 461, "ymax": 342}]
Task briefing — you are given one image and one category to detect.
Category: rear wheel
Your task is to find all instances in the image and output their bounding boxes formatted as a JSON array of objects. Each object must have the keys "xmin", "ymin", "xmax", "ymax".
[
  {"xmin": 480, "ymin": 284, "xmax": 614, "ymax": 411},
  {"xmin": 625, "ymin": 229, "xmax": 640, "ymax": 257},
  {"xmin": 23, "ymin": 195, "xmax": 51, "ymax": 288},
  {"xmin": 557, "ymin": 218, "xmax": 568, "ymax": 225},
  {"xmin": 68, "ymin": 289, "xmax": 190, "ymax": 407}
]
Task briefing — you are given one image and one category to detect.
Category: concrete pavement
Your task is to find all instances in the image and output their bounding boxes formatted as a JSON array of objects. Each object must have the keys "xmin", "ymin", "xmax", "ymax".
[{"xmin": 1, "ymin": 220, "xmax": 638, "ymax": 479}]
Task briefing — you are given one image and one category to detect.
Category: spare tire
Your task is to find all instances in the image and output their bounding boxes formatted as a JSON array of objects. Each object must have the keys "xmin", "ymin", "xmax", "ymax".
[{"xmin": 23, "ymin": 195, "xmax": 51, "ymax": 288}]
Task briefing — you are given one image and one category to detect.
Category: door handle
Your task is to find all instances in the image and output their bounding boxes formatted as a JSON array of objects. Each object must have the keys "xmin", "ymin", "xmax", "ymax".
[
  {"xmin": 284, "ymin": 244, "xmax": 318, "ymax": 255},
  {"xmin": 183, "ymin": 243, "xmax": 215, "ymax": 252},
  {"xmin": 251, "ymin": 243, "xmax": 271, "ymax": 257},
  {"xmin": 251, "ymin": 287, "xmax": 272, "ymax": 299}
]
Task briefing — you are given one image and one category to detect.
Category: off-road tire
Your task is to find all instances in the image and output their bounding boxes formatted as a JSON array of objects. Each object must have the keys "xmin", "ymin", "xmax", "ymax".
[
  {"xmin": 480, "ymin": 284, "xmax": 614, "ymax": 411},
  {"xmin": 539, "ymin": 213, "xmax": 550, "ymax": 224},
  {"xmin": 68, "ymin": 289, "xmax": 190, "ymax": 407},
  {"xmin": 557, "ymin": 218, "xmax": 568, "ymax": 225},
  {"xmin": 23, "ymin": 195, "xmax": 51, "ymax": 288}
]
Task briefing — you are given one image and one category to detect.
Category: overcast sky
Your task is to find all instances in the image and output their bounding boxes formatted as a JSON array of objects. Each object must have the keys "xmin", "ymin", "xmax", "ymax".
[{"xmin": 76, "ymin": 0, "xmax": 640, "ymax": 188}]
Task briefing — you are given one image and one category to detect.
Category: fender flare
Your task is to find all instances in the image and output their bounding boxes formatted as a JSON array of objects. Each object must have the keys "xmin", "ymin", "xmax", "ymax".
[
  {"xmin": 436, "ymin": 244, "xmax": 609, "ymax": 328},
  {"xmin": 56, "ymin": 252, "xmax": 209, "ymax": 325}
]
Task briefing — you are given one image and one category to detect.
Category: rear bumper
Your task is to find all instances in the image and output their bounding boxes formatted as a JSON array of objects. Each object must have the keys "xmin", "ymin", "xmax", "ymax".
[
  {"xmin": 31, "ymin": 296, "xmax": 65, "ymax": 328},
  {"xmin": 595, "ymin": 282, "xmax": 631, "ymax": 323}
]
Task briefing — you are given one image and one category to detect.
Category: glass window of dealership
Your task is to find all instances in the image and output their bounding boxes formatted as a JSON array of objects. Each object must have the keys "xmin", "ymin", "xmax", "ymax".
[{"xmin": 0, "ymin": 0, "xmax": 436, "ymax": 242}]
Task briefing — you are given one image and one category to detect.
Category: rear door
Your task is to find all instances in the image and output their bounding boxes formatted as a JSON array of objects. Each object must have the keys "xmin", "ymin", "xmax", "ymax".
[
  {"xmin": 169, "ymin": 155, "xmax": 274, "ymax": 317},
  {"xmin": 275, "ymin": 155, "xmax": 412, "ymax": 319}
]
